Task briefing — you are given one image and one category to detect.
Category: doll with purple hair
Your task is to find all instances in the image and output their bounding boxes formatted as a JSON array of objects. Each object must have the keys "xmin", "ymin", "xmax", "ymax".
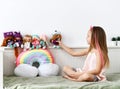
[
  {"xmin": 1, "ymin": 31, "xmax": 14, "ymax": 48},
  {"xmin": 13, "ymin": 32, "xmax": 23, "ymax": 48},
  {"xmin": 13, "ymin": 31, "xmax": 23, "ymax": 58}
]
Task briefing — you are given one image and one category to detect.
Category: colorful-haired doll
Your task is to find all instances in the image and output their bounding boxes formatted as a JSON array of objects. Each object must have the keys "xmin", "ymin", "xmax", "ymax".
[
  {"xmin": 13, "ymin": 32, "xmax": 23, "ymax": 48},
  {"xmin": 22, "ymin": 34, "xmax": 32, "ymax": 51},
  {"xmin": 1, "ymin": 31, "xmax": 14, "ymax": 48},
  {"xmin": 13, "ymin": 31, "xmax": 23, "ymax": 58},
  {"xmin": 39, "ymin": 34, "xmax": 47, "ymax": 49},
  {"xmin": 31, "ymin": 35, "xmax": 40, "ymax": 49},
  {"xmin": 50, "ymin": 30, "xmax": 62, "ymax": 48}
]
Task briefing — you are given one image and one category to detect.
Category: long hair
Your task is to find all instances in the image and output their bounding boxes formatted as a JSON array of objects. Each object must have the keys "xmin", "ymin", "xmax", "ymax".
[
  {"xmin": 1, "ymin": 36, "xmax": 14, "ymax": 46},
  {"xmin": 88, "ymin": 26, "xmax": 109, "ymax": 68}
]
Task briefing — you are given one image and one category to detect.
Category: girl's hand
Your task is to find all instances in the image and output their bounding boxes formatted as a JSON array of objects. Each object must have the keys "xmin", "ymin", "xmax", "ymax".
[{"xmin": 57, "ymin": 41, "xmax": 62, "ymax": 47}]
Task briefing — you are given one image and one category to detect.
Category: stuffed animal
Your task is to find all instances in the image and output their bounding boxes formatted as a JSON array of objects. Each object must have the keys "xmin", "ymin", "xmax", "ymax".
[
  {"xmin": 22, "ymin": 34, "xmax": 32, "ymax": 51},
  {"xmin": 14, "ymin": 63, "xmax": 59, "ymax": 77},
  {"xmin": 1, "ymin": 31, "xmax": 14, "ymax": 48},
  {"xmin": 50, "ymin": 30, "xmax": 62, "ymax": 48},
  {"xmin": 39, "ymin": 34, "xmax": 47, "ymax": 49},
  {"xmin": 31, "ymin": 35, "xmax": 40, "ymax": 49}
]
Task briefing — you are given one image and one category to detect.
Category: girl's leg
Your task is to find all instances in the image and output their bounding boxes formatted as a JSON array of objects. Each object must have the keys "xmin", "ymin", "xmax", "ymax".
[
  {"xmin": 64, "ymin": 73, "xmax": 94, "ymax": 82},
  {"xmin": 63, "ymin": 66, "xmax": 75, "ymax": 74},
  {"xmin": 63, "ymin": 66, "xmax": 81, "ymax": 79},
  {"xmin": 77, "ymin": 73, "xmax": 94, "ymax": 82},
  {"xmin": 63, "ymin": 74, "xmax": 77, "ymax": 81}
]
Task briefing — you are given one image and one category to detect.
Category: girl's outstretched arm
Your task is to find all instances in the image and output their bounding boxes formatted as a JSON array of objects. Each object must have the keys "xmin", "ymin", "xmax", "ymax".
[{"xmin": 58, "ymin": 41, "xmax": 89, "ymax": 56}]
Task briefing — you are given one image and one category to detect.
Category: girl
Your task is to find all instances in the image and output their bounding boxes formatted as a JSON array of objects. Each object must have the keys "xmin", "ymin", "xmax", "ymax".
[{"xmin": 58, "ymin": 26, "xmax": 109, "ymax": 82}]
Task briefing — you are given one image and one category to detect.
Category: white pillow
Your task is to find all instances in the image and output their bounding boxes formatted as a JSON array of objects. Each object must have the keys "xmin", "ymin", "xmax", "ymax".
[
  {"xmin": 14, "ymin": 64, "xmax": 38, "ymax": 77},
  {"xmin": 38, "ymin": 63, "xmax": 59, "ymax": 77}
]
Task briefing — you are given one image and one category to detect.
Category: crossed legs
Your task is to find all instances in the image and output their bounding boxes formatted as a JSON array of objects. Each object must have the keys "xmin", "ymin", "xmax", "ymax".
[{"xmin": 63, "ymin": 66, "xmax": 94, "ymax": 82}]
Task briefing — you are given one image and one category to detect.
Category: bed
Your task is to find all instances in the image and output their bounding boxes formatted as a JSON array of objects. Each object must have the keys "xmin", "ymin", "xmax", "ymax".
[
  {"xmin": 3, "ymin": 73, "xmax": 120, "ymax": 89},
  {"xmin": 1, "ymin": 47, "xmax": 120, "ymax": 89}
]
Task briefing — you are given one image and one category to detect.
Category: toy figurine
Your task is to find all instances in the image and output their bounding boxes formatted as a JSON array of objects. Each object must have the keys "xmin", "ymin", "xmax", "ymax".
[
  {"xmin": 22, "ymin": 34, "xmax": 32, "ymax": 51},
  {"xmin": 50, "ymin": 30, "xmax": 62, "ymax": 48},
  {"xmin": 13, "ymin": 31, "xmax": 23, "ymax": 48},
  {"xmin": 39, "ymin": 34, "xmax": 47, "ymax": 49},
  {"xmin": 1, "ymin": 31, "xmax": 14, "ymax": 48},
  {"xmin": 13, "ymin": 31, "xmax": 23, "ymax": 58},
  {"xmin": 31, "ymin": 35, "xmax": 40, "ymax": 49}
]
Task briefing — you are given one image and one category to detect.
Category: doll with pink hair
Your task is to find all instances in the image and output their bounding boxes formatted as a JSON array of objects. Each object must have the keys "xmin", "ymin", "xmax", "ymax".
[{"xmin": 31, "ymin": 35, "xmax": 40, "ymax": 49}]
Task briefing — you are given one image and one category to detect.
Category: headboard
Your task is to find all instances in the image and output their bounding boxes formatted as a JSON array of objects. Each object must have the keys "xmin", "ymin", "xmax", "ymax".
[{"xmin": 0, "ymin": 46, "xmax": 120, "ymax": 76}]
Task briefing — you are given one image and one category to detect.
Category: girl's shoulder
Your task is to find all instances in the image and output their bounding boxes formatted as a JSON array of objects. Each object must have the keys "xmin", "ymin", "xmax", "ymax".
[
  {"xmin": 93, "ymin": 49, "xmax": 100, "ymax": 58},
  {"xmin": 90, "ymin": 48, "xmax": 98, "ymax": 53},
  {"xmin": 89, "ymin": 49, "xmax": 99, "ymax": 56}
]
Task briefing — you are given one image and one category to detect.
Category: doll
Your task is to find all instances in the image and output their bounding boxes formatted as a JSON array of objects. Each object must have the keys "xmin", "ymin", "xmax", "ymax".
[
  {"xmin": 39, "ymin": 34, "xmax": 47, "ymax": 49},
  {"xmin": 31, "ymin": 35, "xmax": 40, "ymax": 49},
  {"xmin": 1, "ymin": 31, "xmax": 14, "ymax": 48},
  {"xmin": 50, "ymin": 30, "xmax": 62, "ymax": 48},
  {"xmin": 13, "ymin": 31, "xmax": 23, "ymax": 48},
  {"xmin": 22, "ymin": 34, "xmax": 32, "ymax": 51},
  {"xmin": 13, "ymin": 31, "xmax": 23, "ymax": 58}
]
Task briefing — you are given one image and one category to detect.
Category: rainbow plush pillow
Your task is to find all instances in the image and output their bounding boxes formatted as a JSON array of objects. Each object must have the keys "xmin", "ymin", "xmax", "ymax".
[{"xmin": 16, "ymin": 49, "xmax": 54, "ymax": 66}]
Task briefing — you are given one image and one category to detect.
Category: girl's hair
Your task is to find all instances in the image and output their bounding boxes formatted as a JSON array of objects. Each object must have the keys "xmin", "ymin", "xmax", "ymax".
[{"xmin": 88, "ymin": 26, "xmax": 109, "ymax": 68}]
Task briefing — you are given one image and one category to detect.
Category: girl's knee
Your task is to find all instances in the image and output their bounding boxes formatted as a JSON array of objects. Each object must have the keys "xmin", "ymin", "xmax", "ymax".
[
  {"xmin": 63, "ymin": 66, "xmax": 71, "ymax": 72},
  {"xmin": 83, "ymin": 73, "xmax": 90, "ymax": 79}
]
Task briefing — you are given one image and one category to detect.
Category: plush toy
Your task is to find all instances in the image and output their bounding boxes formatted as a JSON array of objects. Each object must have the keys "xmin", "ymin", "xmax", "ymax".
[
  {"xmin": 1, "ymin": 31, "xmax": 14, "ymax": 48},
  {"xmin": 16, "ymin": 49, "xmax": 54, "ymax": 67},
  {"xmin": 50, "ymin": 30, "xmax": 62, "ymax": 48},
  {"xmin": 13, "ymin": 31, "xmax": 23, "ymax": 58},
  {"xmin": 13, "ymin": 31, "xmax": 23, "ymax": 48},
  {"xmin": 39, "ymin": 34, "xmax": 47, "ymax": 49},
  {"xmin": 14, "ymin": 64, "xmax": 38, "ymax": 77},
  {"xmin": 38, "ymin": 63, "xmax": 59, "ymax": 77},
  {"xmin": 22, "ymin": 34, "xmax": 32, "ymax": 51},
  {"xmin": 14, "ymin": 49, "xmax": 59, "ymax": 77},
  {"xmin": 31, "ymin": 35, "xmax": 40, "ymax": 49},
  {"xmin": 14, "ymin": 63, "xmax": 59, "ymax": 77}
]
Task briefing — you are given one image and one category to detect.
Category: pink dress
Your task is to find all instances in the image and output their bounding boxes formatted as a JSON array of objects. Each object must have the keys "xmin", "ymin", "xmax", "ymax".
[{"xmin": 81, "ymin": 52, "xmax": 106, "ymax": 81}]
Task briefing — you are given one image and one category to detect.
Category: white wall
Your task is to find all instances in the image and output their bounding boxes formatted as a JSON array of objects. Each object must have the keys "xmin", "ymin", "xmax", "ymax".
[{"xmin": 0, "ymin": 0, "xmax": 120, "ymax": 47}]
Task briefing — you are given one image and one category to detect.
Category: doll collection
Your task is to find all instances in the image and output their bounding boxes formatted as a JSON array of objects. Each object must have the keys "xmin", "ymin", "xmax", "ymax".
[{"xmin": 1, "ymin": 30, "xmax": 62, "ymax": 77}]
